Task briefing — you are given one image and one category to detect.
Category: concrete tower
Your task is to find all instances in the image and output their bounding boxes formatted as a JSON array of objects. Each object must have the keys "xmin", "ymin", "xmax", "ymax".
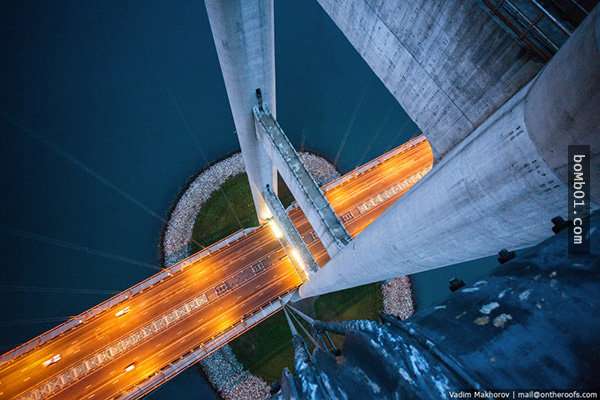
[
  {"xmin": 315, "ymin": 0, "xmax": 543, "ymax": 160},
  {"xmin": 205, "ymin": 0, "xmax": 277, "ymax": 222},
  {"xmin": 300, "ymin": 6, "xmax": 600, "ymax": 298}
]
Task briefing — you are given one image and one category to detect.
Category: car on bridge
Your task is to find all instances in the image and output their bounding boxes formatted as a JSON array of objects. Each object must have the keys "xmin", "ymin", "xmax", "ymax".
[{"xmin": 42, "ymin": 354, "xmax": 61, "ymax": 367}]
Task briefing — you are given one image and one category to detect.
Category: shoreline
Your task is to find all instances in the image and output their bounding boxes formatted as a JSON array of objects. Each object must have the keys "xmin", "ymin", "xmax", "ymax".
[
  {"xmin": 160, "ymin": 151, "xmax": 415, "ymax": 399},
  {"xmin": 158, "ymin": 149, "xmax": 241, "ymax": 267}
]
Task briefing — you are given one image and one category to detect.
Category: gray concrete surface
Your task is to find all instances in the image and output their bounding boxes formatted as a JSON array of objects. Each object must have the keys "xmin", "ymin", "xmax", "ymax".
[
  {"xmin": 524, "ymin": 6, "xmax": 600, "ymax": 203},
  {"xmin": 315, "ymin": 0, "xmax": 542, "ymax": 159},
  {"xmin": 255, "ymin": 106, "xmax": 351, "ymax": 257},
  {"xmin": 205, "ymin": 0, "xmax": 277, "ymax": 222},
  {"xmin": 299, "ymin": 9, "xmax": 600, "ymax": 298}
]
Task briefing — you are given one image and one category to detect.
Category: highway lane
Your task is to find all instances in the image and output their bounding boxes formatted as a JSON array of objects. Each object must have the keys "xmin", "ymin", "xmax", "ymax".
[
  {"xmin": 327, "ymin": 142, "xmax": 432, "ymax": 220},
  {"xmin": 0, "ymin": 136, "xmax": 433, "ymax": 400},
  {"xmin": 1, "ymin": 227, "xmax": 281, "ymax": 399},
  {"xmin": 10, "ymin": 247, "xmax": 297, "ymax": 400},
  {"xmin": 290, "ymin": 137, "xmax": 433, "ymax": 264},
  {"xmin": 325, "ymin": 141, "xmax": 431, "ymax": 213},
  {"xmin": 56, "ymin": 258, "xmax": 300, "ymax": 400}
]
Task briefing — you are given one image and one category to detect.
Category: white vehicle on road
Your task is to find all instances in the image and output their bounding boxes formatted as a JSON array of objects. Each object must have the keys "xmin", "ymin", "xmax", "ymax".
[
  {"xmin": 115, "ymin": 306, "xmax": 131, "ymax": 318},
  {"xmin": 42, "ymin": 354, "xmax": 61, "ymax": 367}
]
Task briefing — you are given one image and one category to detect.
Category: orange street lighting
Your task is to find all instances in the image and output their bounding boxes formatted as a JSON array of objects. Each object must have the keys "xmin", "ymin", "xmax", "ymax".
[{"xmin": 269, "ymin": 220, "xmax": 284, "ymax": 239}]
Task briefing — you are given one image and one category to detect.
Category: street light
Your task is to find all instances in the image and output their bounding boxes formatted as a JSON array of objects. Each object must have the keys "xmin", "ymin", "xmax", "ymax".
[{"xmin": 269, "ymin": 220, "xmax": 284, "ymax": 239}]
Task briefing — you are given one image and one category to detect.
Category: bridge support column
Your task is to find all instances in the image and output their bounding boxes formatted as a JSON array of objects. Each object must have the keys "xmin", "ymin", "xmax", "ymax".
[
  {"xmin": 205, "ymin": 0, "xmax": 277, "ymax": 222},
  {"xmin": 299, "ymin": 8, "xmax": 600, "ymax": 299},
  {"xmin": 315, "ymin": 0, "xmax": 542, "ymax": 159}
]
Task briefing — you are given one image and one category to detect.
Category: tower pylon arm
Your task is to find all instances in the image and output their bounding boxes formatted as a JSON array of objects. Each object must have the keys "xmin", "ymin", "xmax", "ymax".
[{"xmin": 254, "ymin": 104, "xmax": 351, "ymax": 258}]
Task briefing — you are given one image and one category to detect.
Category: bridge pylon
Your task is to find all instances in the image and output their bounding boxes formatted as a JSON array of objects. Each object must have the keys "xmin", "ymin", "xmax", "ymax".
[
  {"xmin": 205, "ymin": 0, "xmax": 277, "ymax": 222},
  {"xmin": 299, "ymin": 6, "xmax": 600, "ymax": 299}
]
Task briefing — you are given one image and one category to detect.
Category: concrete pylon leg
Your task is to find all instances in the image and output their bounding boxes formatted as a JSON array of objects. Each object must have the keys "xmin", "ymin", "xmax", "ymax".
[
  {"xmin": 524, "ymin": 5, "xmax": 600, "ymax": 203},
  {"xmin": 299, "ymin": 8, "xmax": 600, "ymax": 299},
  {"xmin": 205, "ymin": 0, "xmax": 277, "ymax": 222},
  {"xmin": 315, "ymin": 0, "xmax": 541, "ymax": 160}
]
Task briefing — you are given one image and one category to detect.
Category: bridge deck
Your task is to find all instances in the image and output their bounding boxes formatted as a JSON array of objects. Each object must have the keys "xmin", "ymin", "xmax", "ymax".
[{"xmin": 0, "ymin": 136, "xmax": 432, "ymax": 400}]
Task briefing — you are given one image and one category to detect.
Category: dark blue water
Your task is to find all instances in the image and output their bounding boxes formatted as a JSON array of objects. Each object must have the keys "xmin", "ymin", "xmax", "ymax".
[{"xmin": 0, "ymin": 1, "xmax": 494, "ymax": 397}]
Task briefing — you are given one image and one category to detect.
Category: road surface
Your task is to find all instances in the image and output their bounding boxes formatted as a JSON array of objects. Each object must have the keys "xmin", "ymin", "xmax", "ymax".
[{"xmin": 0, "ymin": 136, "xmax": 433, "ymax": 400}]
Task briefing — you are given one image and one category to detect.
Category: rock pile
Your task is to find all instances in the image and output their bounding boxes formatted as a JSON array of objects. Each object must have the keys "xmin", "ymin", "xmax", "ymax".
[
  {"xmin": 382, "ymin": 276, "xmax": 415, "ymax": 320},
  {"xmin": 200, "ymin": 346, "xmax": 271, "ymax": 400},
  {"xmin": 163, "ymin": 153, "xmax": 245, "ymax": 265}
]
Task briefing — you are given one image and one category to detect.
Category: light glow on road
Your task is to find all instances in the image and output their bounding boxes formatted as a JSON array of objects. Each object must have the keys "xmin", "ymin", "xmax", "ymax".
[
  {"xmin": 0, "ymin": 136, "xmax": 434, "ymax": 400},
  {"xmin": 269, "ymin": 220, "xmax": 284, "ymax": 239},
  {"xmin": 290, "ymin": 248, "xmax": 305, "ymax": 271},
  {"xmin": 115, "ymin": 306, "xmax": 130, "ymax": 318}
]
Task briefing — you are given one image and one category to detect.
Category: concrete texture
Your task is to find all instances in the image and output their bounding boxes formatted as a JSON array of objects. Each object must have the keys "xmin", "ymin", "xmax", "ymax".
[
  {"xmin": 205, "ymin": 0, "xmax": 277, "ymax": 222},
  {"xmin": 255, "ymin": 106, "xmax": 351, "ymax": 257},
  {"xmin": 315, "ymin": 0, "xmax": 542, "ymax": 159},
  {"xmin": 263, "ymin": 185, "xmax": 318, "ymax": 276},
  {"xmin": 299, "ymin": 9, "xmax": 600, "ymax": 298},
  {"xmin": 525, "ymin": 6, "xmax": 600, "ymax": 203}
]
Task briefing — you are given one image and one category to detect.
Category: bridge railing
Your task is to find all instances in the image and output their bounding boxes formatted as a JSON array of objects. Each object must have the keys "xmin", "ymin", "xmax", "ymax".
[
  {"xmin": 0, "ymin": 226, "xmax": 259, "ymax": 365},
  {"xmin": 322, "ymin": 134, "xmax": 427, "ymax": 192},
  {"xmin": 118, "ymin": 292, "xmax": 295, "ymax": 400},
  {"xmin": 1, "ymin": 137, "xmax": 428, "ymax": 366}
]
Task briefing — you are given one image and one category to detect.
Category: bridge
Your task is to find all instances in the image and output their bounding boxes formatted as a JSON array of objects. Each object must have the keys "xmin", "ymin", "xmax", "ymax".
[
  {"xmin": 0, "ymin": 137, "xmax": 433, "ymax": 400},
  {"xmin": 2, "ymin": 0, "xmax": 598, "ymax": 398}
]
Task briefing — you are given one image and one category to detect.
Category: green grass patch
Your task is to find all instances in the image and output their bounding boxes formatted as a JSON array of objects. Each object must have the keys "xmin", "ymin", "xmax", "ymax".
[
  {"xmin": 315, "ymin": 283, "xmax": 382, "ymax": 321},
  {"xmin": 313, "ymin": 283, "xmax": 382, "ymax": 350},
  {"xmin": 228, "ymin": 311, "xmax": 295, "ymax": 383},
  {"xmin": 190, "ymin": 173, "xmax": 295, "ymax": 252},
  {"xmin": 190, "ymin": 174, "xmax": 258, "ymax": 251},
  {"xmin": 190, "ymin": 170, "xmax": 382, "ymax": 383}
]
